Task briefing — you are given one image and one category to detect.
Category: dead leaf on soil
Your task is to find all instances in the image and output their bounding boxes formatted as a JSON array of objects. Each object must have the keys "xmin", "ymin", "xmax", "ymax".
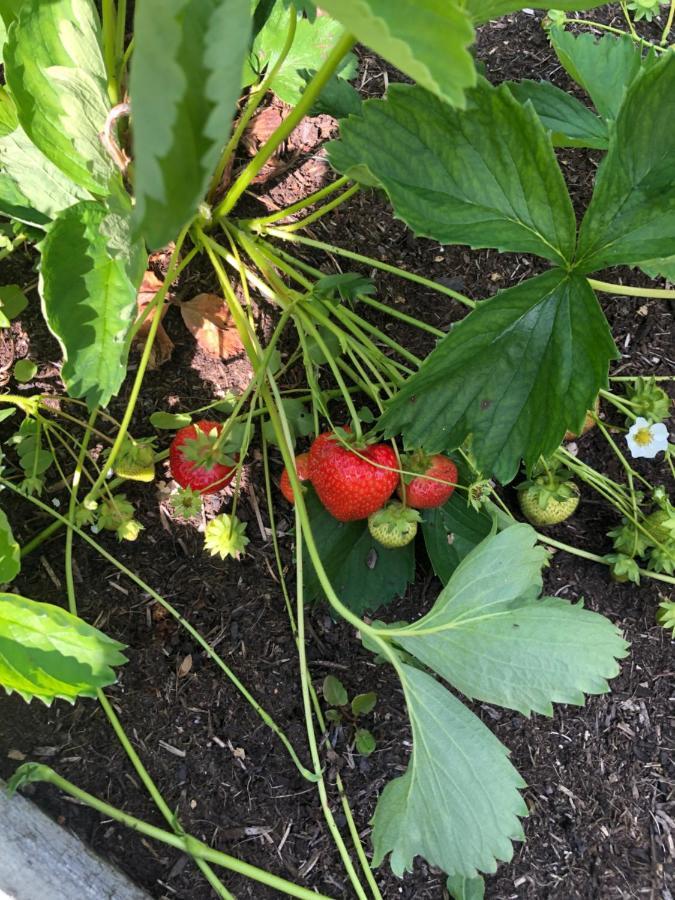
[
  {"xmin": 134, "ymin": 270, "xmax": 174, "ymax": 369},
  {"xmin": 180, "ymin": 293, "xmax": 245, "ymax": 359},
  {"xmin": 177, "ymin": 654, "xmax": 193, "ymax": 677}
]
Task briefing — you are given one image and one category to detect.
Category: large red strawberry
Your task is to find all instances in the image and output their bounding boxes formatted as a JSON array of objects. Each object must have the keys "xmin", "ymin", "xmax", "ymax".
[
  {"xmin": 397, "ymin": 451, "xmax": 458, "ymax": 509},
  {"xmin": 308, "ymin": 430, "xmax": 398, "ymax": 522},
  {"xmin": 169, "ymin": 420, "xmax": 237, "ymax": 495},
  {"xmin": 280, "ymin": 452, "xmax": 310, "ymax": 504}
]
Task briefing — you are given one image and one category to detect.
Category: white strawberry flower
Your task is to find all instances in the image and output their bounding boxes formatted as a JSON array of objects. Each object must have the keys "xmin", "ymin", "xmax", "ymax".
[{"xmin": 626, "ymin": 417, "xmax": 669, "ymax": 459}]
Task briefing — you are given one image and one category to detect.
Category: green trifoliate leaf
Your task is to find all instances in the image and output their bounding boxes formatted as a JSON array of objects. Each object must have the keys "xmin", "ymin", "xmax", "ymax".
[
  {"xmin": 549, "ymin": 28, "xmax": 646, "ymax": 123},
  {"xmin": 130, "ymin": 0, "xmax": 251, "ymax": 248},
  {"xmin": 576, "ymin": 53, "xmax": 675, "ymax": 272},
  {"xmin": 371, "ymin": 663, "xmax": 527, "ymax": 878},
  {"xmin": 302, "ymin": 485, "xmax": 414, "ymax": 614},
  {"xmin": 506, "ymin": 79, "xmax": 608, "ymax": 149},
  {"xmin": 4, "ymin": 0, "xmax": 113, "ymax": 194},
  {"xmin": 329, "ymin": 81, "xmax": 576, "ymax": 266},
  {"xmin": 39, "ymin": 200, "xmax": 143, "ymax": 408},
  {"xmin": 387, "ymin": 526, "xmax": 629, "ymax": 716},
  {"xmin": 0, "ymin": 592, "xmax": 127, "ymax": 704},
  {"xmin": 0, "ymin": 508, "xmax": 20, "ymax": 584},
  {"xmin": 380, "ymin": 271, "xmax": 618, "ymax": 483},
  {"xmin": 315, "ymin": 0, "xmax": 475, "ymax": 108}
]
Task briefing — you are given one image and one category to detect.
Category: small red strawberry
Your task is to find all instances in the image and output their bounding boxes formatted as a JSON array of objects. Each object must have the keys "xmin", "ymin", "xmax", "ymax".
[
  {"xmin": 169, "ymin": 420, "xmax": 238, "ymax": 495},
  {"xmin": 308, "ymin": 430, "xmax": 398, "ymax": 522},
  {"xmin": 280, "ymin": 452, "xmax": 310, "ymax": 504},
  {"xmin": 397, "ymin": 451, "xmax": 458, "ymax": 509}
]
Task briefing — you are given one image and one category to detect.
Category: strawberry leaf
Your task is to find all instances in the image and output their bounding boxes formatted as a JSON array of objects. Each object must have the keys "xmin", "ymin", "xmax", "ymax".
[
  {"xmin": 329, "ymin": 80, "xmax": 576, "ymax": 266},
  {"xmin": 302, "ymin": 485, "xmax": 414, "ymax": 615},
  {"xmin": 576, "ymin": 52, "xmax": 675, "ymax": 272},
  {"xmin": 0, "ymin": 592, "xmax": 127, "ymax": 704},
  {"xmin": 379, "ymin": 270, "xmax": 618, "ymax": 483},
  {"xmin": 421, "ymin": 492, "xmax": 494, "ymax": 584}
]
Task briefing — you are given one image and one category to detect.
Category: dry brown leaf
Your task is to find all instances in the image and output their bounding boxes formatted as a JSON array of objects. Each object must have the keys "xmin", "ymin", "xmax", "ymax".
[
  {"xmin": 134, "ymin": 270, "xmax": 174, "ymax": 369},
  {"xmin": 180, "ymin": 293, "xmax": 245, "ymax": 359},
  {"xmin": 177, "ymin": 654, "xmax": 193, "ymax": 678}
]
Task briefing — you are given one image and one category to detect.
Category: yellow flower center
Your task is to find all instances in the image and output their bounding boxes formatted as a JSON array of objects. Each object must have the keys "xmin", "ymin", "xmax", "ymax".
[{"xmin": 633, "ymin": 427, "xmax": 653, "ymax": 447}]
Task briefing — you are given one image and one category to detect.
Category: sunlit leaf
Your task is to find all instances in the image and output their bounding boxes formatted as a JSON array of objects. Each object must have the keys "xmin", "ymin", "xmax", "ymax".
[{"xmin": 0, "ymin": 509, "xmax": 20, "ymax": 584}]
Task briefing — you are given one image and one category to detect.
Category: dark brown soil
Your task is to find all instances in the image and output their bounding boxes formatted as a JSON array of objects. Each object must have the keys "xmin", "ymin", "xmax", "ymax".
[{"xmin": 1, "ymin": 8, "xmax": 674, "ymax": 900}]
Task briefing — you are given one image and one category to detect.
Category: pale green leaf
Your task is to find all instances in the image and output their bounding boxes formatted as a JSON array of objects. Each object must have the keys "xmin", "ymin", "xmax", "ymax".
[
  {"xmin": 0, "ymin": 592, "xmax": 126, "ymax": 704},
  {"xmin": 0, "ymin": 0, "xmax": 24, "ymax": 28},
  {"xmin": 323, "ymin": 674, "xmax": 347, "ymax": 706},
  {"xmin": 506, "ymin": 79, "xmax": 608, "ymax": 149},
  {"xmin": 13, "ymin": 359, "xmax": 36, "ymax": 382},
  {"xmin": 351, "ymin": 691, "xmax": 377, "ymax": 716},
  {"xmin": 466, "ymin": 0, "xmax": 605, "ymax": 24},
  {"xmin": 4, "ymin": 0, "xmax": 114, "ymax": 194},
  {"xmin": 391, "ymin": 526, "xmax": 629, "ymax": 716},
  {"xmin": 150, "ymin": 411, "xmax": 193, "ymax": 430},
  {"xmin": 549, "ymin": 28, "xmax": 645, "ymax": 122},
  {"xmin": 576, "ymin": 53, "xmax": 675, "ymax": 272},
  {"xmin": 380, "ymin": 271, "xmax": 618, "ymax": 483},
  {"xmin": 0, "ymin": 285, "xmax": 28, "ymax": 321},
  {"xmin": 316, "ymin": 0, "xmax": 475, "ymax": 108},
  {"xmin": 329, "ymin": 81, "xmax": 576, "ymax": 266},
  {"xmin": 39, "ymin": 201, "xmax": 143, "ymax": 408},
  {"xmin": 0, "ymin": 509, "xmax": 20, "ymax": 583},
  {"xmin": 130, "ymin": 0, "xmax": 251, "ymax": 249},
  {"xmin": 371, "ymin": 663, "xmax": 527, "ymax": 878},
  {"xmin": 355, "ymin": 728, "xmax": 376, "ymax": 756},
  {"xmin": 446, "ymin": 874, "xmax": 485, "ymax": 900},
  {"xmin": 248, "ymin": 4, "xmax": 356, "ymax": 105}
]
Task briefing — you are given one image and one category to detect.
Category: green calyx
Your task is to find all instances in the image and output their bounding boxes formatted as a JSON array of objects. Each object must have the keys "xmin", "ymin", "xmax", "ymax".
[
  {"xmin": 625, "ymin": 376, "xmax": 671, "ymax": 422},
  {"xmin": 97, "ymin": 494, "xmax": 143, "ymax": 542},
  {"xmin": 368, "ymin": 501, "xmax": 421, "ymax": 548},
  {"xmin": 170, "ymin": 486, "xmax": 203, "ymax": 520},
  {"xmin": 111, "ymin": 435, "xmax": 156, "ymax": 482},
  {"xmin": 204, "ymin": 513, "xmax": 249, "ymax": 560},
  {"xmin": 400, "ymin": 449, "xmax": 433, "ymax": 481},
  {"xmin": 182, "ymin": 427, "xmax": 236, "ymax": 471}
]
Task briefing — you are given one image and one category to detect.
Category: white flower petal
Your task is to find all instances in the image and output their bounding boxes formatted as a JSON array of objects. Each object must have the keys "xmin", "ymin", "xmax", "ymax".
[{"xmin": 650, "ymin": 423, "xmax": 669, "ymax": 440}]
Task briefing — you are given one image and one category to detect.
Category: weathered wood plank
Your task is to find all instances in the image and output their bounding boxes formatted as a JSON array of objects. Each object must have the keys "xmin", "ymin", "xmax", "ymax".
[{"xmin": 0, "ymin": 781, "xmax": 150, "ymax": 899}]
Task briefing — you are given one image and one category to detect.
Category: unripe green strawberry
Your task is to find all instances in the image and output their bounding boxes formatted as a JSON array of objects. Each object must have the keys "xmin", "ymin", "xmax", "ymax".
[
  {"xmin": 367, "ymin": 501, "xmax": 420, "ymax": 548},
  {"xmin": 519, "ymin": 484, "xmax": 580, "ymax": 526}
]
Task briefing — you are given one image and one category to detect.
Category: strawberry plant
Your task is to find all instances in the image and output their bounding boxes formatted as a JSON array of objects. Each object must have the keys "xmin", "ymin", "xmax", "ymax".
[{"xmin": 0, "ymin": 0, "xmax": 673, "ymax": 898}]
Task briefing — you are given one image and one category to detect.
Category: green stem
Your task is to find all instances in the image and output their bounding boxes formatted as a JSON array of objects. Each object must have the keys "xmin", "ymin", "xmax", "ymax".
[
  {"xmin": 86, "ymin": 231, "xmax": 188, "ymax": 503},
  {"xmin": 264, "ymin": 229, "xmax": 477, "ymax": 310},
  {"xmin": 0, "ymin": 233, "xmax": 27, "ymax": 262},
  {"xmin": 14, "ymin": 766, "xmax": 333, "ymax": 900},
  {"xmin": 208, "ymin": 8, "xmax": 298, "ymax": 200},
  {"xmin": 661, "ymin": 0, "xmax": 675, "ymax": 43},
  {"xmin": 588, "ymin": 278, "xmax": 675, "ymax": 299},
  {"xmin": 102, "ymin": 0, "xmax": 119, "ymax": 104},
  {"xmin": 619, "ymin": 0, "xmax": 640, "ymax": 38},
  {"xmin": 64, "ymin": 409, "xmax": 98, "ymax": 615},
  {"xmin": 3, "ymin": 480, "xmax": 317, "ymax": 783},
  {"xmin": 538, "ymin": 534, "xmax": 675, "ymax": 585},
  {"xmin": 214, "ymin": 32, "xmax": 356, "ymax": 219},
  {"xmin": 244, "ymin": 176, "xmax": 351, "ymax": 228},
  {"xmin": 278, "ymin": 183, "xmax": 361, "ymax": 233},
  {"xmin": 97, "ymin": 692, "xmax": 235, "ymax": 900}
]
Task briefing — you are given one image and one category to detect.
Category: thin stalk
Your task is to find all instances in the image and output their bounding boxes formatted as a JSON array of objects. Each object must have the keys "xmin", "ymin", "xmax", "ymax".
[
  {"xmin": 661, "ymin": 0, "xmax": 675, "ymax": 43},
  {"xmin": 86, "ymin": 230, "xmax": 188, "ymax": 502},
  {"xmin": 64, "ymin": 408, "xmax": 98, "ymax": 615},
  {"xmin": 263, "ymin": 229, "xmax": 477, "ymax": 310},
  {"xmin": 115, "ymin": 0, "xmax": 127, "ymax": 64},
  {"xmin": 2, "ymin": 480, "xmax": 316, "ymax": 783},
  {"xmin": 588, "ymin": 278, "xmax": 675, "ymax": 299},
  {"xmin": 208, "ymin": 8, "xmax": 298, "ymax": 200},
  {"xmin": 12, "ymin": 767, "xmax": 334, "ymax": 900},
  {"xmin": 609, "ymin": 374, "xmax": 675, "ymax": 381},
  {"xmin": 215, "ymin": 32, "xmax": 356, "ymax": 219},
  {"xmin": 127, "ymin": 245, "xmax": 199, "ymax": 344},
  {"xmin": 564, "ymin": 16, "xmax": 664, "ymax": 48},
  {"xmin": 244, "ymin": 176, "xmax": 352, "ymax": 228},
  {"xmin": 619, "ymin": 0, "xmax": 640, "ymax": 38},
  {"xmin": 102, "ymin": 0, "xmax": 119, "ymax": 104},
  {"xmin": 278, "ymin": 183, "xmax": 361, "ymax": 233},
  {"xmin": 537, "ymin": 534, "xmax": 675, "ymax": 585},
  {"xmin": 0, "ymin": 233, "xmax": 27, "ymax": 262},
  {"xmin": 97, "ymin": 693, "xmax": 234, "ymax": 900}
]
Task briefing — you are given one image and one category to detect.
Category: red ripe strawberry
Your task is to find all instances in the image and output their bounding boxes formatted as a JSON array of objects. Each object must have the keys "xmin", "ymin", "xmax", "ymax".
[
  {"xmin": 169, "ymin": 420, "xmax": 237, "ymax": 495},
  {"xmin": 398, "ymin": 452, "xmax": 458, "ymax": 509},
  {"xmin": 308, "ymin": 430, "xmax": 399, "ymax": 522},
  {"xmin": 280, "ymin": 452, "xmax": 310, "ymax": 504}
]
